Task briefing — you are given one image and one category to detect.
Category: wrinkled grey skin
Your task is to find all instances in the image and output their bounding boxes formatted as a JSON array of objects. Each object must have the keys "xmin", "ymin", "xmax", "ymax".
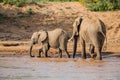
[
  {"xmin": 29, "ymin": 28, "xmax": 70, "ymax": 58},
  {"xmin": 69, "ymin": 16, "xmax": 106, "ymax": 60}
]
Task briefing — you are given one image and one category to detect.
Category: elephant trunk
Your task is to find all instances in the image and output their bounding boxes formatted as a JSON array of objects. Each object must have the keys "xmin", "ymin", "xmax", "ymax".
[
  {"xmin": 73, "ymin": 36, "xmax": 78, "ymax": 58},
  {"xmin": 29, "ymin": 43, "xmax": 34, "ymax": 57}
]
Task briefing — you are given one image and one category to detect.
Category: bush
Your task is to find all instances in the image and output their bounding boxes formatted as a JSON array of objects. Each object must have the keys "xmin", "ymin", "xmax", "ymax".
[
  {"xmin": 79, "ymin": 0, "xmax": 120, "ymax": 11},
  {"xmin": 27, "ymin": 8, "xmax": 33, "ymax": 15},
  {"xmin": 1, "ymin": 0, "xmax": 79, "ymax": 7},
  {"xmin": 0, "ymin": 0, "xmax": 3, "ymax": 2},
  {"xmin": 37, "ymin": 0, "xmax": 78, "ymax": 2},
  {"xmin": 0, "ymin": 13, "xmax": 7, "ymax": 22},
  {"xmin": 3, "ymin": 0, "xmax": 26, "ymax": 7}
]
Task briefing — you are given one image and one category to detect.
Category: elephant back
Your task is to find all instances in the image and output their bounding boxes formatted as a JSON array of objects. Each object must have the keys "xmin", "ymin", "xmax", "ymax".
[{"xmin": 48, "ymin": 28, "xmax": 65, "ymax": 48}]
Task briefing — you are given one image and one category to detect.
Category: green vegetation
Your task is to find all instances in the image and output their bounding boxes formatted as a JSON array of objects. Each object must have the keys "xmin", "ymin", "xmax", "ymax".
[
  {"xmin": 1, "ymin": 0, "xmax": 78, "ymax": 7},
  {"xmin": 0, "ymin": 13, "xmax": 7, "ymax": 19},
  {"xmin": 27, "ymin": 8, "xmax": 33, "ymax": 15},
  {"xmin": 0, "ymin": 0, "xmax": 120, "ymax": 11},
  {"xmin": 0, "ymin": 13, "xmax": 7, "ymax": 23},
  {"xmin": 0, "ymin": 0, "xmax": 3, "ymax": 2},
  {"xmin": 79, "ymin": 0, "xmax": 120, "ymax": 11},
  {"xmin": 2, "ymin": 0, "xmax": 26, "ymax": 7}
]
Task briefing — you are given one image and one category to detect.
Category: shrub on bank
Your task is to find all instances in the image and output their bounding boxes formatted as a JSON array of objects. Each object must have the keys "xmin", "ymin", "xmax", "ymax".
[
  {"xmin": 79, "ymin": 0, "xmax": 120, "ymax": 11},
  {"xmin": 1, "ymin": 0, "xmax": 78, "ymax": 7}
]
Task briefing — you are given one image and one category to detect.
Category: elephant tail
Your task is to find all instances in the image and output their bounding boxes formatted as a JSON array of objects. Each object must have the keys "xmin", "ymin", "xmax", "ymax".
[{"xmin": 100, "ymin": 31, "xmax": 107, "ymax": 51}]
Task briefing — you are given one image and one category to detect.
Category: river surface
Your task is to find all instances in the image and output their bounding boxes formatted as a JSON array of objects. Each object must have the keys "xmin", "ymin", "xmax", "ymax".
[{"xmin": 0, "ymin": 55, "xmax": 120, "ymax": 80}]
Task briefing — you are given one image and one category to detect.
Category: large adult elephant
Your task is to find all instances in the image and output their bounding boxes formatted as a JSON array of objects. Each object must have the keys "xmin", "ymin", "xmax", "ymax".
[
  {"xmin": 29, "ymin": 28, "xmax": 70, "ymax": 58},
  {"xmin": 69, "ymin": 16, "xmax": 106, "ymax": 60}
]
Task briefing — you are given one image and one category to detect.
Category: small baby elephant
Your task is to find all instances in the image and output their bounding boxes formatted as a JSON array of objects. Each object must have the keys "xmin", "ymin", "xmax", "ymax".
[{"xmin": 29, "ymin": 28, "xmax": 70, "ymax": 58}]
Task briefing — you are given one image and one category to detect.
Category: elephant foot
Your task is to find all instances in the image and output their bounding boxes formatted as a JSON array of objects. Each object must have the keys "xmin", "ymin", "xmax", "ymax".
[
  {"xmin": 81, "ymin": 57, "xmax": 86, "ymax": 59},
  {"xmin": 81, "ymin": 55, "xmax": 86, "ymax": 59},
  {"xmin": 95, "ymin": 56, "xmax": 102, "ymax": 60},
  {"xmin": 37, "ymin": 56, "xmax": 41, "ymax": 58},
  {"xmin": 45, "ymin": 55, "xmax": 48, "ymax": 57},
  {"xmin": 59, "ymin": 55, "xmax": 62, "ymax": 58},
  {"xmin": 30, "ymin": 56, "xmax": 35, "ymax": 57},
  {"xmin": 73, "ymin": 55, "xmax": 76, "ymax": 58},
  {"xmin": 90, "ymin": 54, "xmax": 94, "ymax": 58},
  {"xmin": 81, "ymin": 54, "xmax": 86, "ymax": 59},
  {"xmin": 90, "ymin": 54, "xmax": 96, "ymax": 58},
  {"xmin": 68, "ymin": 55, "xmax": 70, "ymax": 58},
  {"xmin": 45, "ymin": 53, "xmax": 48, "ymax": 57}
]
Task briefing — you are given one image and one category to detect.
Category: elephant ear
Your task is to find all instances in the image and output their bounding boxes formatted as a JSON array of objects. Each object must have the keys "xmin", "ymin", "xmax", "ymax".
[
  {"xmin": 77, "ymin": 16, "xmax": 83, "ymax": 26},
  {"xmin": 77, "ymin": 16, "xmax": 83, "ymax": 32},
  {"xmin": 38, "ymin": 31, "xmax": 47, "ymax": 42},
  {"xmin": 73, "ymin": 16, "xmax": 83, "ymax": 35}
]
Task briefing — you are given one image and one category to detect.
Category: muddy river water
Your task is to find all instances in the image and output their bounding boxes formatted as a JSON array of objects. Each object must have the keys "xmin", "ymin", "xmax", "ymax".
[{"xmin": 0, "ymin": 55, "xmax": 120, "ymax": 80}]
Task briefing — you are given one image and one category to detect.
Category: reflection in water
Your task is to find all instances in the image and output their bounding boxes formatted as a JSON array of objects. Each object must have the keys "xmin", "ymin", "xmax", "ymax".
[{"xmin": 0, "ymin": 56, "xmax": 120, "ymax": 80}]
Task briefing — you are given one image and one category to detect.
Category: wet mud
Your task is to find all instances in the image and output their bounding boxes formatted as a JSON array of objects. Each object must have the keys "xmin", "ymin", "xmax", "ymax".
[{"xmin": 0, "ymin": 54, "xmax": 120, "ymax": 80}]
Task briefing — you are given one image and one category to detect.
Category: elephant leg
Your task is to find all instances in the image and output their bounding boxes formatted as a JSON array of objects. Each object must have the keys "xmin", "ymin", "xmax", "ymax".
[
  {"xmin": 45, "ymin": 51, "xmax": 48, "ymax": 57},
  {"xmin": 95, "ymin": 38, "xmax": 104, "ymax": 60},
  {"xmin": 89, "ymin": 44, "xmax": 95, "ymax": 58},
  {"xmin": 43, "ymin": 47, "xmax": 48, "ymax": 57},
  {"xmin": 65, "ymin": 49, "xmax": 70, "ymax": 58},
  {"xmin": 95, "ymin": 47, "xmax": 102, "ymax": 60},
  {"xmin": 93, "ymin": 38, "xmax": 102, "ymax": 60},
  {"xmin": 81, "ymin": 40, "xmax": 86, "ymax": 59},
  {"xmin": 90, "ymin": 44, "xmax": 95, "ymax": 53},
  {"xmin": 73, "ymin": 36, "xmax": 78, "ymax": 58},
  {"xmin": 44, "ymin": 49, "xmax": 48, "ymax": 57},
  {"xmin": 38, "ymin": 48, "xmax": 43, "ymax": 57},
  {"xmin": 42, "ymin": 43, "xmax": 50, "ymax": 57},
  {"xmin": 100, "ymin": 37, "xmax": 105, "ymax": 52},
  {"xmin": 59, "ymin": 48, "xmax": 62, "ymax": 58}
]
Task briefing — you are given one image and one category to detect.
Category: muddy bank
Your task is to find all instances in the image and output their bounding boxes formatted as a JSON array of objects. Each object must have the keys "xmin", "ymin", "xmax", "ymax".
[{"xmin": 0, "ymin": 41, "xmax": 120, "ymax": 57}]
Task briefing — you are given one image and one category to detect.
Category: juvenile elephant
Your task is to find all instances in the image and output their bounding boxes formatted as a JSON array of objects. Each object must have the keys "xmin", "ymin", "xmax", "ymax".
[
  {"xmin": 69, "ymin": 16, "xmax": 106, "ymax": 60},
  {"xmin": 29, "ymin": 28, "xmax": 70, "ymax": 58}
]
